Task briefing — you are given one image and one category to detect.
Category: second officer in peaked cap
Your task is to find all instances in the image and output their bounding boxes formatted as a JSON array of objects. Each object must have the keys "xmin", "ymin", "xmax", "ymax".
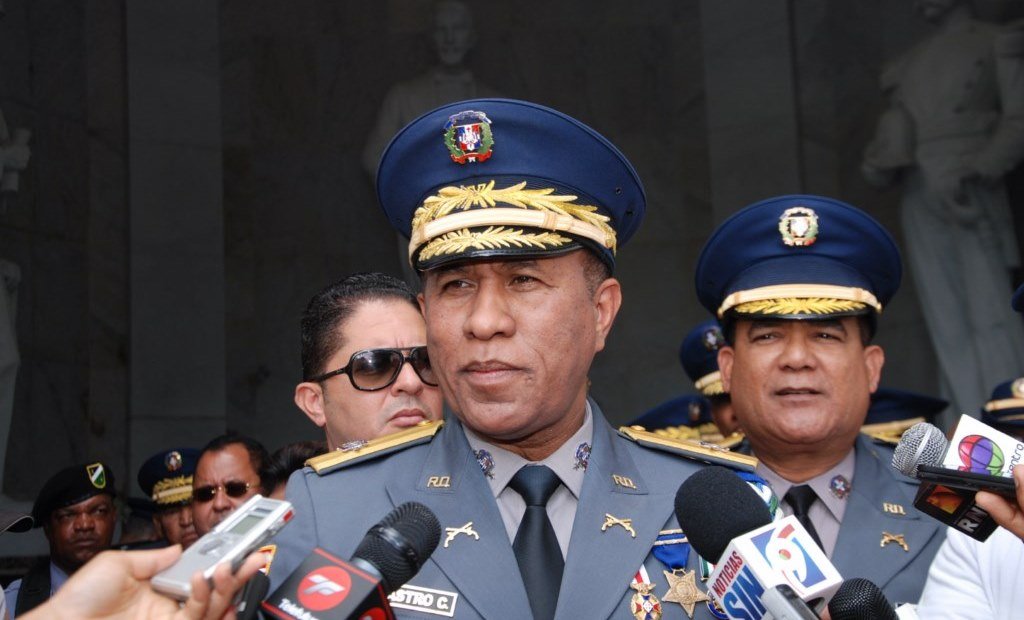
[{"xmin": 696, "ymin": 194, "xmax": 943, "ymax": 604}]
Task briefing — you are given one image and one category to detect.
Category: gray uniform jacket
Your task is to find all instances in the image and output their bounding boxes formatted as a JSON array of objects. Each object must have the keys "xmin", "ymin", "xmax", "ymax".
[
  {"xmin": 269, "ymin": 404, "xmax": 728, "ymax": 619},
  {"xmin": 828, "ymin": 435, "xmax": 944, "ymax": 605}
]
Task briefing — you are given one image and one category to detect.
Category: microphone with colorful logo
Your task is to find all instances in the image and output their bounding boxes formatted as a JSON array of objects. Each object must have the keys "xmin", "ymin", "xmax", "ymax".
[
  {"xmin": 892, "ymin": 415, "xmax": 1021, "ymax": 541},
  {"xmin": 675, "ymin": 467, "xmax": 842, "ymax": 619},
  {"xmin": 262, "ymin": 502, "xmax": 441, "ymax": 620}
]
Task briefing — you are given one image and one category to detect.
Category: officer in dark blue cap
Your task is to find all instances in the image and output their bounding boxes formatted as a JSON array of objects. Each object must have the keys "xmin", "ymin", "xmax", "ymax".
[
  {"xmin": 136, "ymin": 447, "xmax": 201, "ymax": 550},
  {"xmin": 5, "ymin": 461, "xmax": 117, "ymax": 617},
  {"xmin": 629, "ymin": 319, "xmax": 741, "ymax": 444},
  {"xmin": 696, "ymin": 194, "xmax": 943, "ymax": 605},
  {"xmin": 981, "ymin": 378, "xmax": 1024, "ymax": 440},
  {"xmin": 866, "ymin": 388, "xmax": 947, "ymax": 426},
  {"xmin": 861, "ymin": 387, "xmax": 949, "ymax": 445},
  {"xmin": 271, "ymin": 99, "xmax": 732, "ymax": 620},
  {"xmin": 679, "ymin": 319, "xmax": 739, "ymax": 437}
]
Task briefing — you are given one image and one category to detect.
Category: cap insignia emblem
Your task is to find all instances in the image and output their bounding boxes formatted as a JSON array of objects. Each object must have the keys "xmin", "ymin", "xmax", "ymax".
[
  {"xmin": 702, "ymin": 326, "xmax": 725, "ymax": 351},
  {"xmin": 86, "ymin": 463, "xmax": 107, "ymax": 489},
  {"xmin": 688, "ymin": 401, "xmax": 702, "ymax": 423},
  {"xmin": 444, "ymin": 110, "xmax": 494, "ymax": 164},
  {"xmin": 165, "ymin": 450, "xmax": 183, "ymax": 472},
  {"xmin": 1013, "ymin": 377, "xmax": 1024, "ymax": 398},
  {"xmin": 778, "ymin": 206, "xmax": 819, "ymax": 247}
]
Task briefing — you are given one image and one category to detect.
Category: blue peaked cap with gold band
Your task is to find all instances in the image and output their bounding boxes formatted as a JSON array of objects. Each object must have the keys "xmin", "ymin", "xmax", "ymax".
[
  {"xmin": 376, "ymin": 98, "xmax": 646, "ymax": 271},
  {"xmin": 679, "ymin": 319, "xmax": 726, "ymax": 396},
  {"xmin": 981, "ymin": 378, "xmax": 1024, "ymax": 430},
  {"xmin": 695, "ymin": 194, "xmax": 902, "ymax": 320},
  {"xmin": 138, "ymin": 447, "xmax": 200, "ymax": 510},
  {"xmin": 629, "ymin": 394, "xmax": 712, "ymax": 430}
]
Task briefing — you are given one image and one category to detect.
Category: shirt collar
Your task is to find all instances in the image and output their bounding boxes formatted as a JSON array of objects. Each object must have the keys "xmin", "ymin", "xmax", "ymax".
[
  {"xmin": 464, "ymin": 402, "xmax": 594, "ymax": 501},
  {"xmin": 756, "ymin": 448, "xmax": 856, "ymax": 522}
]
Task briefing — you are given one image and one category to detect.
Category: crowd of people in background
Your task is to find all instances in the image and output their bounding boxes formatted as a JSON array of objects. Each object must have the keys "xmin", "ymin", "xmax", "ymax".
[{"xmin": 4, "ymin": 90, "xmax": 1024, "ymax": 619}]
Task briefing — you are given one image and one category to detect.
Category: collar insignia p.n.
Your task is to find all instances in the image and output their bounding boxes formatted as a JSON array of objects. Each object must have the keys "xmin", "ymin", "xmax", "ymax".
[
  {"xmin": 444, "ymin": 110, "xmax": 494, "ymax": 164},
  {"xmin": 778, "ymin": 206, "xmax": 819, "ymax": 247}
]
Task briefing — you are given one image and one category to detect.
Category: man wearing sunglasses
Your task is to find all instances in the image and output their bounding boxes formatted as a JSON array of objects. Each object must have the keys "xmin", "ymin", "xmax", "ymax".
[
  {"xmin": 191, "ymin": 433, "xmax": 269, "ymax": 537},
  {"xmin": 293, "ymin": 272, "xmax": 444, "ymax": 449},
  {"xmin": 270, "ymin": 99, "xmax": 724, "ymax": 619}
]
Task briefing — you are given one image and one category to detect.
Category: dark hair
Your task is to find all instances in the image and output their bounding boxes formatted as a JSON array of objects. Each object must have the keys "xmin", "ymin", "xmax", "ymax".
[
  {"xmin": 580, "ymin": 249, "xmax": 612, "ymax": 295},
  {"xmin": 300, "ymin": 273, "xmax": 419, "ymax": 381},
  {"xmin": 721, "ymin": 314, "xmax": 875, "ymax": 347},
  {"xmin": 264, "ymin": 440, "xmax": 328, "ymax": 491},
  {"xmin": 199, "ymin": 433, "xmax": 271, "ymax": 493}
]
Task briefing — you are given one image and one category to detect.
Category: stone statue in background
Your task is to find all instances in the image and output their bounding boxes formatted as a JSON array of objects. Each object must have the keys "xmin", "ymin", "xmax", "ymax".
[
  {"xmin": 0, "ymin": 109, "xmax": 30, "ymax": 207},
  {"xmin": 862, "ymin": 0, "xmax": 1024, "ymax": 416},
  {"xmin": 362, "ymin": 1, "xmax": 499, "ymax": 282},
  {"xmin": 0, "ymin": 106, "xmax": 29, "ymax": 495},
  {"xmin": 361, "ymin": 0, "xmax": 499, "ymax": 179}
]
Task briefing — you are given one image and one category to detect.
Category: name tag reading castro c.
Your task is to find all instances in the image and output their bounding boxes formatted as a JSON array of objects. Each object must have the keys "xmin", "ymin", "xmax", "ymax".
[{"xmin": 388, "ymin": 584, "xmax": 459, "ymax": 617}]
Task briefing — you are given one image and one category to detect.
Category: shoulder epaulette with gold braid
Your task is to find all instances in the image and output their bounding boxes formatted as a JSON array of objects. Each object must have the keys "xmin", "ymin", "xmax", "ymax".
[
  {"xmin": 860, "ymin": 417, "xmax": 924, "ymax": 446},
  {"xmin": 305, "ymin": 420, "xmax": 444, "ymax": 476},
  {"xmin": 618, "ymin": 425, "xmax": 757, "ymax": 472}
]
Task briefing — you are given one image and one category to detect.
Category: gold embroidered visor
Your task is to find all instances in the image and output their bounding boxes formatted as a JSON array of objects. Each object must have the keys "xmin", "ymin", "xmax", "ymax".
[
  {"xmin": 984, "ymin": 399, "xmax": 1024, "ymax": 414},
  {"xmin": 151, "ymin": 474, "xmax": 194, "ymax": 507},
  {"xmin": 694, "ymin": 371, "xmax": 724, "ymax": 396},
  {"xmin": 718, "ymin": 284, "xmax": 882, "ymax": 319},
  {"xmin": 408, "ymin": 180, "xmax": 617, "ymax": 269}
]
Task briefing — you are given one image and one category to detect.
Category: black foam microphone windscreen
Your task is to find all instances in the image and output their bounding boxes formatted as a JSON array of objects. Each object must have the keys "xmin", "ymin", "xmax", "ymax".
[
  {"xmin": 674, "ymin": 466, "xmax": 772, "ymax": 563},
  {"xmin": 351, "ymin": 501, "xmax": 442, "ymax": 594},
  {"xmin": 827, "ymin": 578, "xmax": 898, "ymax": 620}
]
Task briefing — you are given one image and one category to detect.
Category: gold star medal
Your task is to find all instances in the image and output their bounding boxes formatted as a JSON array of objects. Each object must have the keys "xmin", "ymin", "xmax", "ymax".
[{"xmin": 662, "ymin": 569, "xmax": 710, "ymax": 618}]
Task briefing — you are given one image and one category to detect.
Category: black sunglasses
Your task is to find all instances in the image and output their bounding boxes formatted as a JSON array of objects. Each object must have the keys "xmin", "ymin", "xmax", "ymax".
[
  {"xmin": 192, "ymin": 481, "xmax": 252, "ymax": 503},
  {"xmin": 309, "ymin": 346, "xmax": 438, "ymax": 391}
]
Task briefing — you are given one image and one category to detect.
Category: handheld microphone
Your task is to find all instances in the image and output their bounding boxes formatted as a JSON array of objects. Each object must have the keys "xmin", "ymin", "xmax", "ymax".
[
  {"xmin": 827, "ymin": 578, "xmax": 898, "ymax": 620},
  {"xmin": 676, "ymin": 466, "xmax": 841, "ymax": 619},
  {"xmin": 893, "ymin": 419, "xmax": 1015, "ymax": 541},
  {"xmin": 262, "ymin": 502, "xmax": 441, "ymax": 620},
  {"xmin": 236, "ymin": 571, "xmax": 270, "ymax": 620},
  {"xmin": 892, "ymin": 419, "xmax": 1016, "ymax": 497}
]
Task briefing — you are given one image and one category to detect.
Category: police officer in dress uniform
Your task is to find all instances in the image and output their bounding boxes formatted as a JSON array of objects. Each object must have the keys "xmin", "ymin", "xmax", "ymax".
[
  {"xmin": 859, "ymin": 387, "xmax": 949, "ymax": 445},
  {"xmin": 4, "ymin": 462, "xmax": 117, "ymax": 617},
  {"xmin": 979, "ymin": 378, "xmax": 1024, "ymax": 441},
  {"xmin": 695, "ymin": 194, "xmax": 945, "ymax": 605},
  {"xmin": 269, "ymin": 99, "xmax": 744, "ymax": 620},
  {"xmin": 631, "ymin": 320, "xmax": 740, "ymax": 442},
  {"xmin": 135, "ymin": 447, "xmax": 201, "ymax": 549}
]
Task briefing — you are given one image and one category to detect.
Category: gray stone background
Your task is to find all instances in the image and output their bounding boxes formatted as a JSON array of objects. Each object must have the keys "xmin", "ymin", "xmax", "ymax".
[{"xmin": 1, "ymin": 0, "xmax": 1023, "ymax": 506}]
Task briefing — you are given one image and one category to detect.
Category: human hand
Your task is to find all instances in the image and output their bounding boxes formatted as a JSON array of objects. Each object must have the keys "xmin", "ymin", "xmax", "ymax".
[
  {"xmin": 975, "ymin": 466, "xmax": 1024, "ymax": 540},
  {"xmin": 22, "ymin": 545, "xmax": 268, "ymax": 620}
]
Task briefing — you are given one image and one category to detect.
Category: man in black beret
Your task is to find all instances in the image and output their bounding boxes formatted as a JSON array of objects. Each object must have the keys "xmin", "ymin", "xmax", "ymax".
[{"xmin": 3, "ymin": 461, "xmax": 117, "ymax": 617}]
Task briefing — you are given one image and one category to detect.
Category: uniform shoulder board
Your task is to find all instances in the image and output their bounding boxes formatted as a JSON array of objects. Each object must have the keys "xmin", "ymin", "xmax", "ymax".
[
  {"xmin": 305, "ymin": 420, "xmax": 444, "ymax": 476},
  {"xmin": 860, "ymin": 417, "xmax": 924, "ymax": 446},
  {"xmin": 618, "ymin": 425, "xmax": 758, "ymax": 472}
]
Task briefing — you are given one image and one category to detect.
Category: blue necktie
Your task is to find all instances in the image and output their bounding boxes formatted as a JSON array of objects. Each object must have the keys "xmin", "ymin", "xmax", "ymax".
[{"xmin": 509, "ymin": 465, "xmax": 564, "ymax": 620}]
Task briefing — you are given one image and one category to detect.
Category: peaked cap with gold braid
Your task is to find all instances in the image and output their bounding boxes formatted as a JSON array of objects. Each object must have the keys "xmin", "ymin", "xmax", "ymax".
[
  {"xmin": 680, "ymin": 319, "xmax": 727, "ymax": 396},
  {"xmin": 137, "ymin": 447, "xmax": 200, "ymax": 510},
  {"xmin": 981, "ymin": 377, "xmax": 1024, "ymax": 432},
  {"xmin": 376, "ymin": 99, "xmax": 645, "ymax": 271},
  {"xmin": 695, "ymin": 194, "xmax": 901, "ymax": 321}
]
